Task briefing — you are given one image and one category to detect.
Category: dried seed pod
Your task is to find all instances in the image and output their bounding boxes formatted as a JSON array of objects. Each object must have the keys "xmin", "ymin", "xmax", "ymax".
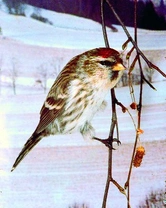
[
  {"xmin": 130, "ymin": 102, "xmax": 137, "ymax": 110},
  {"xmin": 126, "ymin": 46, "xmax": 135, "ymax": 60},
  {"xmin": 122, "ymin": 39, "xmax": 130, "ymax": 50},
  {"xmin": 128, "ymin": 55, "xmax": 138, "ymax": 74},
  {"xmin": 133, "ymin": 146, "xmax": 145, "ymax": 167},
  {"xmin": 137, "ymin": 128, "xmax": 144, "ymax": 135},
  {"xmin": 121, "ymin": 105, "xmax": 127, "ymax": 113}
]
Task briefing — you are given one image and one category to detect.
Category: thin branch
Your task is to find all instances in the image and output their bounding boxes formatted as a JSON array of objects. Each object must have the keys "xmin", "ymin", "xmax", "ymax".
[
  {"xmin": 106, "ymin": 0, "xmax": 166, "ymax": 78},
  {"xmin": 101, "ymin": 0, "xmax": 110, "ymax": 48},
  {"xmin": 100, "ymin": 1, "xmax": 165, "ymax": 208},
  {"xmin": 100, "ymin": 1, "xmax": 112, "ymax": 207},
  {"xmin": 100, "ymin": 1, "xmax": 122, "ymax": 207},
  {"xmin": 125, "ymin": 53, "xmax": 144, "ymax": 190},
  {"xmin": 125, "ymin": 3, "xmax": 144, "ymax": 208}
]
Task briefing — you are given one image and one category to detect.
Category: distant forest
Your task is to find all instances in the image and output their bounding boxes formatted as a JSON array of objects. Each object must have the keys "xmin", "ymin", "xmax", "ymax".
[{"xmin": 2, "ymin": 0, "xmax": 166, "ymax": 30}]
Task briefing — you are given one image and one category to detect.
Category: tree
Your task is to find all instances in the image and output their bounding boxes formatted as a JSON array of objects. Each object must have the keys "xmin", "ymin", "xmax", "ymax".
[
  {"xmin": 138, "ymin": 189, "xmax": 166, "ymax": 208},
  {"xmin": 37, "ymin": 63, "xmax": 50, "ymax": 93},
  {"xmin": 157, "ymin": 0, "xmax": 166, "ymax": 19},
  {"xmin": 139, "ymin": 0, "xmax": 166, "ymax": 30},
  {"xmin": 8, "ymin": 58, "xmax": 19, "ymax": 95},
  {"xmin": 2, "ymin": 0, "xmax": 26, "ymax": 15},
  {"xmin": 68, "ymin": 203, "xmax": 89, "ymax": 208},
  {"xmin": 50, "ymin": 57, "xmax": 64, "ymax": 78}
]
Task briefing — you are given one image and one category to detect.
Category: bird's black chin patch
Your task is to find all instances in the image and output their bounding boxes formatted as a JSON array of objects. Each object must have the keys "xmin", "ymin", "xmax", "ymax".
[{"xmin": 111, "ymin": 71, "xmax": 119, "ymax": 80}]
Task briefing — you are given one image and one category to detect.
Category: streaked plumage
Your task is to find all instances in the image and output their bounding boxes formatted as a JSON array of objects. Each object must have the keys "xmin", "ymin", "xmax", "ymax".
[{"xmin": 11, "ymin": 48, "xmax": 125, "ymax": 171}]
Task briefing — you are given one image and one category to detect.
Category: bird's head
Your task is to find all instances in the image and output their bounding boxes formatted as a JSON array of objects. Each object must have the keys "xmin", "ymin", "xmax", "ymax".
[{"xmin": 79, "ymin": 48, "xmax": 126, "ymax": 89}]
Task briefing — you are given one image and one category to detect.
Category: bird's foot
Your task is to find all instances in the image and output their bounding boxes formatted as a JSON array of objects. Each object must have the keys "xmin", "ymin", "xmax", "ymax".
[{"xmin": 93, "ymin": 137, "xmax": 121, "ymax": 149}]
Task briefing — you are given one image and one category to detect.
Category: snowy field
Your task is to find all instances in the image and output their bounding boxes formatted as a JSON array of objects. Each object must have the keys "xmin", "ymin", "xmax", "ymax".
[{"xmin": 0, "ymin": 5, "xmax": 166, "ymax": 208}]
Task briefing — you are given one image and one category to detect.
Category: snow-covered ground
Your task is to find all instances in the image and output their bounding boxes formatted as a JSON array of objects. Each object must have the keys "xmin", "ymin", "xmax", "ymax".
[
  {"xmin": 0, "ymin": 4, "xmax": 166, "ymax": 208},
  {"xmin": 0, "ymin": 4, "xmax": 166, "ymax": 50}
]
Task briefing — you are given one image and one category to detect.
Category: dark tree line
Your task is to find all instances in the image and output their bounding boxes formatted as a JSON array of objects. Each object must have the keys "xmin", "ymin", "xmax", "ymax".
[{"xmin": 2, "ymin": 0, "xmax": 25, "ymax": 15}]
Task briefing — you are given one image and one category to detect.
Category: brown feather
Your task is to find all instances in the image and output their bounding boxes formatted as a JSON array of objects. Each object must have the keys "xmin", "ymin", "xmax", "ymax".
[
  {"xmin": 35, "ymin": 98, "xmax": 65, "ymax": 134},
  {"xmin": 11, "ymin": 133, "xmax": 43, "ymax": 171}
]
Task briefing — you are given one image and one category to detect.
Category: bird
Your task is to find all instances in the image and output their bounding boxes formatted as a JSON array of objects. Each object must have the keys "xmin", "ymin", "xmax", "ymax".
[{"xmin": 11, "ymin": 47, "xmax": 125, "ymax": 171}]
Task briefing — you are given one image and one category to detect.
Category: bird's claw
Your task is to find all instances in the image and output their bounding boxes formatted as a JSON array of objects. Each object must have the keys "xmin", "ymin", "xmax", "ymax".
[{"xmin": 93, "ymin": 137, "xmax": 121, "ymax": 149}]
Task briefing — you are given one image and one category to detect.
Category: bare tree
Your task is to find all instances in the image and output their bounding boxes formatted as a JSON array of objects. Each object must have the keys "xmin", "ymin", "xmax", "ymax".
[
  {"xmin": 37, "ymin": 63, "xmax": 50, "ymax": 93},
  {"xmin": 8, "ymin": 58, "xmax": 19, "ymax": 95},
  {"xmin": 50, "ymin": 57, "xmax": 64, "ymax": 78},
  {"xmin": 138, "ymin": 189, "xmax": 166, "ymax": 208},
  {"xmin": 68, "ymin": 203, "xmax": 89, "ymax": 208},
  {"xmin": 2, "ymin": 0, "xmax": 26, "ymax": 15}
]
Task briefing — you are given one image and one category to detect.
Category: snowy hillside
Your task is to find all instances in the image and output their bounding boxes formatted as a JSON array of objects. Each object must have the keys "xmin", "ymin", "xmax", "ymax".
[
  {"xmin": 0, "ymin": 4, "xmax": 166, "ymax": 49},
  {"xmin": 0, "ymin": 3, "xmax": 165, "ymax": 143},
  {"xmin": 0, "ymin": 4, "xmax": 165, "ymax": 90}
]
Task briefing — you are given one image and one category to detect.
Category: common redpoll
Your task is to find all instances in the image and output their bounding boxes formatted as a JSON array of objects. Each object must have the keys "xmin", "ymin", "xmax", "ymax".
[{"xmin": 11, "ymin": 48, "xmax": 125, "ymax": 171}]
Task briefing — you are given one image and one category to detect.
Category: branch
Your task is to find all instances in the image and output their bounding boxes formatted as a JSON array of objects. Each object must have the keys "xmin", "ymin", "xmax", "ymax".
[
  {"xmin": 106, "ymin": 0, "xmax": 166, "ymax": 78},
  {"xmin": 100, "ymin": 1, "xmax": 126, "ymax": 207},
  {"xmin": 99, "ymin": 1, "xmax": 165, "ymax": 208}
]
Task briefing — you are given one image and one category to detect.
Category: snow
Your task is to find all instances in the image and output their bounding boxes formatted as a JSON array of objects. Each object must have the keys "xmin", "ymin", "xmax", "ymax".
[
  {"xmin": 0, "ymin": 5, "xmax": 166, "ymax": 49},
  {"xmin": 0, "ymin": 4, "xmax": 166, "ymax": 208}
]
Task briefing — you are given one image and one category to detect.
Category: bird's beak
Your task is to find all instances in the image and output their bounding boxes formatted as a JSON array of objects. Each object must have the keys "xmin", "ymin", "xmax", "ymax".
[{"xmin": 112, "ymin": 63, "xmax": 126, "ymax": 71}]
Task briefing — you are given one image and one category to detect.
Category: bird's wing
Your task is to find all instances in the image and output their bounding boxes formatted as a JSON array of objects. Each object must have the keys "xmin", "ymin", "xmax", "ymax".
[
  {"xmin": 34, "ymin": 96, "xmax": 66, "ymax": 134},
  {"xmin": 33, "ymin": 59, "xmax": 76, "ymax": 134}
]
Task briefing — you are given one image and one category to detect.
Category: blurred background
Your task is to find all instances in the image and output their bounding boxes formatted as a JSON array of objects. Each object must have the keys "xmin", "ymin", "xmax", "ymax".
[{"xmin": 0, "ymin": 0, "xmax": 166, "ymax": 207}]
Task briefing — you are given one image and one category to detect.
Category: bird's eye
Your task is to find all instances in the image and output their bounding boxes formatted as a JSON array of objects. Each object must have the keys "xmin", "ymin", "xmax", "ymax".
[{"xmin": 99, "ymin": 60, "xmax": 115, "ymax": 67}]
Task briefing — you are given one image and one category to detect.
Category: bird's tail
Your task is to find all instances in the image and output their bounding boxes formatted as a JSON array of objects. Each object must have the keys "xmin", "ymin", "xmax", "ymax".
[{"xmin": 11, "ymin": 132, "xmax": 43, "ymax": 172}]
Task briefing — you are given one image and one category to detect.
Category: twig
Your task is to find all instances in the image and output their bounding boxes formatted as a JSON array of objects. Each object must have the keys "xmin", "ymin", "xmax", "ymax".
[
  {"xmin": 100, "ymin": 1, "xmax": 165, "ymax": 208},
  {"xmin": 100, "ymin": 1, "xmax": 122, "ymax": 207},
  {"xmin": 101, "ymin": 0, "xmax": 110, "ymax": 48},
  {"xmin": 126, "ymin": 2, "xmax": 139, "ymax": 206},
  {"xmin": 125, "ymin": 2, "xmax": 144, "ymax": 207},
  {"xmin": 106, "ymin": 0, "xmax": 166, "ymax": 78},
  {"xmin": 100, "ymin": 0, "xmax": 112, "ymax": 207},
  {"xmin": 125, "ymin": 54, "xmax": 144, "ymax": 205}
]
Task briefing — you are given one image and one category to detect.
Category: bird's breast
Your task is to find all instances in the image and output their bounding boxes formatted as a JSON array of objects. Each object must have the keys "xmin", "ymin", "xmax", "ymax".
[{"xmin": 57, "ymin": 87, "xmax": 108, "ymax": 134}]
